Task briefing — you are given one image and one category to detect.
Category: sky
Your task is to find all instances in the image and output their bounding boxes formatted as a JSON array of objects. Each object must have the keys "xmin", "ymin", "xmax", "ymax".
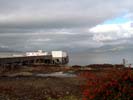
[{"xmin": 0, "ymin": 0, "xmax": 133, "ymax": 53}]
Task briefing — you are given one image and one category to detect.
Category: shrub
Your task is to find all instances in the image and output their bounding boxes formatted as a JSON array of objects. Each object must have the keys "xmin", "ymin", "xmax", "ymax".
[{"xmin": 81, "ymin": 68, "xmax": 133, "ymax": 100}]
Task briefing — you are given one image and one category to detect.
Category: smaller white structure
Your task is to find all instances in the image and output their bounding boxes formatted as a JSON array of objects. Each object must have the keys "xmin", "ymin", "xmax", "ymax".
[
  {"xmin": 122, "ymin": 59, "xmax": 133, "ymax": 68},
  {"xmin": 26, "ymin": 50, "xmax": 48, "ymax": 56},
  {"xmin": 51, "ymin": 51, "xmax": 67, "ymax": 58},
  {"xmin": 51, "ymin": 51, "xmax": 69, "ymax": 64}
]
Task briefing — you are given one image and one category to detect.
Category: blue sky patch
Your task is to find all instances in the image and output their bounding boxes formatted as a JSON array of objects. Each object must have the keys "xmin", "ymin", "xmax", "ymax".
[{"xmin": 103, "ymin": 16, "xmax": 130, "ymax": 24}]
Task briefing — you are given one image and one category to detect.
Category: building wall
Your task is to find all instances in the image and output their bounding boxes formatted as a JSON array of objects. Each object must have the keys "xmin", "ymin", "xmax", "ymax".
[
  {"xmin": 52, "ymin": 51, "xmax": 68, "ymax": 58},
  {"xmin": 0, "ymin": 55, "xmax": 52, "ymax": 67},
  {"xmin": 52, "ymin": 51, "xmax": 69, "ymax": 65},
  {"xmin": 52, "ymin": 56, "xmax": 69, "ymax": 65}
]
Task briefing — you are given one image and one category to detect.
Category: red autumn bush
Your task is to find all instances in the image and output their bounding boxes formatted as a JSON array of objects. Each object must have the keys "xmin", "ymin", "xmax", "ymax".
[{"xmin": 80, "ymin": 68, "xmax": 133, "ymax": 100}]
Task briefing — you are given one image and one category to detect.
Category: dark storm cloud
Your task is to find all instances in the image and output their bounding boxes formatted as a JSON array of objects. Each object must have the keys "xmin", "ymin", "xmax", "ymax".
[
  {"xmin": 0, "ymin": 0, "xmax": 133, "ymax": 51},
  {"xmin": 0, "ymin": 0, "xmax": 129, "ymax": 31}
]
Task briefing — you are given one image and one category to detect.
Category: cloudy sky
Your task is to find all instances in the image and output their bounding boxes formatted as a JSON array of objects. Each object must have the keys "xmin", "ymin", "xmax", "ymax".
[{"xmin": 0, "ymin": 0, "xmax": 133, "ymax": 52}]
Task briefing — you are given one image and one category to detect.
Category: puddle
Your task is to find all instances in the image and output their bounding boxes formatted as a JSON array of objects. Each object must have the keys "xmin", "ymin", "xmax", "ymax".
[
  {"xmin": 35, "ymin": 72, "xmax": 77, "ymax": 77},
  {"xmin": 0, "ymin": 71, "xmax": 77, "ymax": 78}
]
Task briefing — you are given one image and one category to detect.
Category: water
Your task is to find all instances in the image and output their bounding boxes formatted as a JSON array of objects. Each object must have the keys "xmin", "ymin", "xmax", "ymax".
[
  {"xmin": 69, "ymin": 51, "xmax": 133, "ymax": 65},
  {"xmin": 1, "ymin": 71, "xmax": 77, "ymax": 78},
  {"xmin": 35, "ymin": 72, "xmax": 77, "ymax": 77}
]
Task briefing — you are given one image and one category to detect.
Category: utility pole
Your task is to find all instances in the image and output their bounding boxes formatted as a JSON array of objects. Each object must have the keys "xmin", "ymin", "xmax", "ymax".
[{"xmin": 123, "ymin": 58, "xmax": 126, "ymax": 67}]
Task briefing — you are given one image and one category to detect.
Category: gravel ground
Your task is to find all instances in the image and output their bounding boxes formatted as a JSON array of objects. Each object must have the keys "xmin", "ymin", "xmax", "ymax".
[{"xmin": 0, "ymin": 75, "xmax": 84, "ymax": 100}]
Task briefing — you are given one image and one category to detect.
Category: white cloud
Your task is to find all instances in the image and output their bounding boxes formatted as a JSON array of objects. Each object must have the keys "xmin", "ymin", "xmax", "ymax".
[
  {"xmin": 93, "ymin": 34, "xmax": 113, "ymax": 42},
  {"xmin": 90, "ymin": 21, "xmax": 133, "ymax": 42},
  {"xmin": 124, "ymin": 13, "xmax": 133, "ymax": 19}
]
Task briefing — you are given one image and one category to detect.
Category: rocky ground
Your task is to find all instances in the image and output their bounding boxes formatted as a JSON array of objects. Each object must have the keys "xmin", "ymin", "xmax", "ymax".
[
  {"xmin": 0, "ymin": 66, "xmax": 84, "ymax": 100},
  {"xmin": 0, "ymin": 77, "xmax": 83, "ymax": 100}
]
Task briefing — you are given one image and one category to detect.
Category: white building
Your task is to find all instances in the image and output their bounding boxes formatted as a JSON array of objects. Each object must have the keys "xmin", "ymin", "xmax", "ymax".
[
  {"xmin": 25, "ymin": 50, "xmax": 69, "ymax": 65},
  {"xmin": 52, "ymin": 51, "xmax": 67, "ymax": 58},
  {"xmin": 51, "ymin": 51, "xmax": 69, "ymax": 64}
]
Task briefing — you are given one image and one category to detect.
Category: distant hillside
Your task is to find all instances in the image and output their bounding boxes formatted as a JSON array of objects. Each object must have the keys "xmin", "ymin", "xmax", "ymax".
[{"xmin": 88, "ymin": 44, "xmax": 133, "ymax": 53}]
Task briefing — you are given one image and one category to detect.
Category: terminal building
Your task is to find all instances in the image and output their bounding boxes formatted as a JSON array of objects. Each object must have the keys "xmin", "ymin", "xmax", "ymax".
[{"xmin": 0, "ymin": 50, "xmax": 69, "ymax": 67}]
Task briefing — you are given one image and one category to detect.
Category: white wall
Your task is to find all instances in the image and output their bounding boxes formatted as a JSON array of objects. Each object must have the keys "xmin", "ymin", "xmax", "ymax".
[
  {"xmin": 62, "ymin": 52, "xmax": 67, "ymax": 57},
  {"xmin": 52, "ymin": 51, "xmax": 67, "ymax": 57}
]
